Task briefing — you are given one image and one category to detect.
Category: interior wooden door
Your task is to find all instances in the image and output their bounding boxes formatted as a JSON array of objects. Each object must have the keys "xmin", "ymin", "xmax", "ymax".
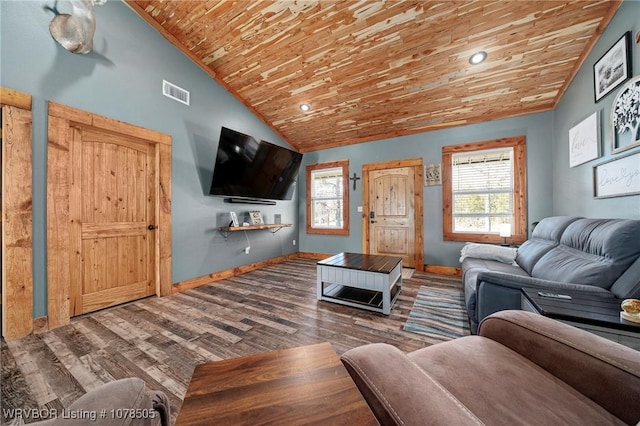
[
  {"xmin": 48, "ymin": 102, "xmax": 171, "ymax": 330},
  {"xmin": 367, "ymin": 166, "xmax": 416, "ymax": 268},
  {"xmin": 70, "ymin": 126, "xmax": 157, "ymax": 315}
]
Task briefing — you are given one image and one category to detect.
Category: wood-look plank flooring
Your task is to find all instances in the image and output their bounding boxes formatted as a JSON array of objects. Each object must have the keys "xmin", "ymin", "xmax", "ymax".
[{"xmin": 1, "ymin": 258, "xmax": 464, "ymax": 425}]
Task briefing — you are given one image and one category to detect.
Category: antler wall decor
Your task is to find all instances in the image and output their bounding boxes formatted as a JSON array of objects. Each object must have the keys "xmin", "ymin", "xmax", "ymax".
[{"xmin": 49, "ymin": 0, "xmax": 106, "ymax": 54}]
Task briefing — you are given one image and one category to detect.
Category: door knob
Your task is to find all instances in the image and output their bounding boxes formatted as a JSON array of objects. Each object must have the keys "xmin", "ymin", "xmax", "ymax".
[{"xmin": 148, "ymin": 224, "xmax": 156, "ymax": 230}]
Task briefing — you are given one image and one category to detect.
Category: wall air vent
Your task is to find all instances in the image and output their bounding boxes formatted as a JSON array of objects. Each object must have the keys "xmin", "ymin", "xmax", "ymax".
[{"xmin": 162, "ymin": 80, "xmax": 190, "ymax": 105}]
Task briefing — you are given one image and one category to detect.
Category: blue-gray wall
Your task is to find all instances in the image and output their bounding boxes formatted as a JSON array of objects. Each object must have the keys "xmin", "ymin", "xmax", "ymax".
[
  {"xmin": 553, "ymin": 0, "xmax": 640, "ymax": 218},
  {"xmin": 0, "ymin": 0, "xmax": 299, "ymax": 318},
  {"xmin": 298, "ymin": 112, "xmax": 555, "ymax": 266}
]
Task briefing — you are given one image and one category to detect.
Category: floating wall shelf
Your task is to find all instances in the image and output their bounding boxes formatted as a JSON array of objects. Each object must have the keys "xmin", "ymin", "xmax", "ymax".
[{"xmin": 218, "ymin": 224, "xmax": 292, "ymax": 240}]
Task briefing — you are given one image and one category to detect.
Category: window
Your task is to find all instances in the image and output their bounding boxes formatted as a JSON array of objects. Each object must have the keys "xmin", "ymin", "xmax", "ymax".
[
  {"xmin": 306, "ymin": 160, "xmax": 349, "ymax": 235},
  {"xmin": 443, "ymin": 136, "xmax": 527, "ymax": 243},
  {"xmin": 452, "ymin": 148, "xmax": 512, "ymax": 233}
]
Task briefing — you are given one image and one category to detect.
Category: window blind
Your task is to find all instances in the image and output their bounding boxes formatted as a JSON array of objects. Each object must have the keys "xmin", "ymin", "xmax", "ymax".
[{"xmin": 451, "ymin": 147, "xmax": 513, "ymax": 233}]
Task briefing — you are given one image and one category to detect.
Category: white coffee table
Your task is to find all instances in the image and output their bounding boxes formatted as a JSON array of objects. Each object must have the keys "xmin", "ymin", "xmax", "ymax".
[{"xmin": 317, "ymin": 252, "xmax": 402, "ymax": 315}]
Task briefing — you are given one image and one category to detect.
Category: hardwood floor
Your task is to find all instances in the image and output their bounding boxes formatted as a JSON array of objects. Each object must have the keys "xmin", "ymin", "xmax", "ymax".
[{"xmin": 1, "ymin": 258, "xmax": 464, "ymax": 424}]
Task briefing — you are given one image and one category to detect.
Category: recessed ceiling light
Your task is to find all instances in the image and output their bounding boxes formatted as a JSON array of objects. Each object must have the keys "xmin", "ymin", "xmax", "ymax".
[
  {"xmin": 469, "ymin": 51, "xmax": 487, "ymax": 65},
  {"xmin": 299, "ymin": 103, "xmax": 311, "ymax": 112}
]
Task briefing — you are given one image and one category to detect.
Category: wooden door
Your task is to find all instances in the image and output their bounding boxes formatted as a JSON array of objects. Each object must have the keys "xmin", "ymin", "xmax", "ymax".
[
  {"xmin": 69, "ymin": 126, "xmax": 157, "ymax": 315},
  {"xmin": 367, "ymin": 166, "xmax": 416, "ymax": 268},
  {"xmin": 48, "ymin": 102, "xmax": 171, "ymax": 330}
]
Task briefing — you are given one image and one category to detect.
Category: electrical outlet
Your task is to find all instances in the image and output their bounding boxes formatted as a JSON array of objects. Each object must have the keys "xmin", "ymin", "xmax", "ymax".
[
  {"xmin": 244, "ymin": 246, "xmax": 251, "ymax": 254},
  {"xmin": 292, "ymin": 239, "xmax": 296, "ymax": 246}
]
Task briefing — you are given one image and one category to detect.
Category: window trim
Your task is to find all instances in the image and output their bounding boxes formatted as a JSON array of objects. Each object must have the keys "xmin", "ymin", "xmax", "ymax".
[
  {"xmin": 442, "ymin": 136, "xmax": 527, "ymax": 244},
  {"xmin": 306, "ymin": 160, "xmax": 349, "ymax": 236}
]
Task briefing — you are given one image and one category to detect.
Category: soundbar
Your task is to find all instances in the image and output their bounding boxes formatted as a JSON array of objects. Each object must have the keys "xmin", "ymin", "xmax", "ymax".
[{"xmin": 224, "ymin": 197, "xmax": 277, "ymax": 205}]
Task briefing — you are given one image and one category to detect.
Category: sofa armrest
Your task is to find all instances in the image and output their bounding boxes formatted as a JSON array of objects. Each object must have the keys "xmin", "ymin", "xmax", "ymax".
[
  {"xmin": 479, "ymin": 310, "xmax": 640, "ymax": 425},
  {"xmin": 475, "ymin": 272, "xmax": 611, "ymax": 327},
  {"xmin": 341, "ymin": 343, "xmax": 482, "ymax": 426}
]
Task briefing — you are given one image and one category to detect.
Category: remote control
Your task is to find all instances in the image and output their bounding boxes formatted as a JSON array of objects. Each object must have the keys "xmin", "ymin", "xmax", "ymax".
[{"xmin": 537, "ymin": 292, "xmax": 572, "ymax": 300}]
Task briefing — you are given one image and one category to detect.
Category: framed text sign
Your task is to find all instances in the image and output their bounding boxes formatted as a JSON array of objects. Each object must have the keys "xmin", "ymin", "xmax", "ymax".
[
  {"xmin": 593, "ymin": 150, "xmax": 640, "ymax": 198},
  {"xmin": 569, "ymin": 111, "xmax": 600, "ymax": 168}
]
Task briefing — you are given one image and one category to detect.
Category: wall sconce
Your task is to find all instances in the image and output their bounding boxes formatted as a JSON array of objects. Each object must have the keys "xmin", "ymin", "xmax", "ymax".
[{"xmin": 499, "ymin": 224, "xmax": 512, "ymax": 246}]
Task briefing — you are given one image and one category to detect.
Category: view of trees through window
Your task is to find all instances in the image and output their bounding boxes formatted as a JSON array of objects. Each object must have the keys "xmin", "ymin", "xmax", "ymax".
[
  {"xmin": 452, "ymin": 147, "xmax": 513, "ymax": 233},
  {"xmin": 311, "ymin": 167, "xmax": 344, "ymax": 228},
  {"xmin": 443, "ymin": 136, "xmax": 526, "ymax": 243},
  {"xmin": 306, "ymin": 160, "xmax": 349, "ymax": 236}
]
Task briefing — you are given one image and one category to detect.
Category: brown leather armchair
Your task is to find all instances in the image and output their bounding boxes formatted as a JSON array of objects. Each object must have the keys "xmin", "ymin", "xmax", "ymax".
[
  {"xmin": 24, "ymin": 378, "xmax": 170, "ymax": 425},
  {"xmin": 341, "ymin": 310, "xmax": 640, "ymax": 425}
]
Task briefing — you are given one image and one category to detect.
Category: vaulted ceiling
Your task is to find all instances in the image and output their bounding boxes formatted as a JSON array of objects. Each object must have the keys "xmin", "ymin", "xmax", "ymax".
[{"xmin": 125, "ymin": 0, "xmax": 621, "ymax": 152}]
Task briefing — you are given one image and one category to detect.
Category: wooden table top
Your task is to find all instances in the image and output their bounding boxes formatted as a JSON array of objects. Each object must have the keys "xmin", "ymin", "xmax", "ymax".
[
  {"xmin": 175, "ymin": 342, "xmax": 378, "ymax": 425},
  {"xmin": 317, "ymin": 252, "xmax": 402, "ymax": 274},
  {"xmin": 521, "ymin": 287, "xmax": 640, "ymax": 333}
]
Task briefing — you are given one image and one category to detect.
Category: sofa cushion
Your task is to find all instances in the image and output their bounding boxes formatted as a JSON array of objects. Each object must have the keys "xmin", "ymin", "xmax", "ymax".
[
  {"xmin": 515, "ymin": 216, "xmax": 581, "ymax": 274},
  {"xmin": 408, "ymin": 336, "xmax": 625, "ymax": 425},
  {"xmin": 532, "ymin": 219, "xmax": 640, "ymax": 288}
]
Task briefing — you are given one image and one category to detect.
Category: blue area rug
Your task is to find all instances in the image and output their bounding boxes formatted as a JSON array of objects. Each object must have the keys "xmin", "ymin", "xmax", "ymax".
[{"xmin": 403, "ymin": 286, "xmax": 470, "ymax": 340}]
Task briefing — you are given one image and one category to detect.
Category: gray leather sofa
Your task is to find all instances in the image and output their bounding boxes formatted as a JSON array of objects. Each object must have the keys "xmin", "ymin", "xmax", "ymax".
[{"xmin": 462, "ymin": 216, "xmax": 640, "ymax": 333}]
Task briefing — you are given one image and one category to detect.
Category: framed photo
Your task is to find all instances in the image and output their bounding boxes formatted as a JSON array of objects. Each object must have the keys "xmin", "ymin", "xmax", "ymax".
[
  {"xmin": 248, "ymin": 210, "xmax": 264, "ymax": 225},
  {"xmin": 229, "ymin": 211, "xmax": 239, "ymax": 227},
  {"xmin": 611, "ymin": 75, "xmax": 640, "ymax": 154},
  {"xmin": 593, "ymin": 32, "xmax": 631, "ymax": 102},
  {"xmin": 593, "ymin": 150, "xmax": 640, "ymax": 199},
  {"xmin": 569, "ymin": 111, "xmax": 600, "ymax": 168}
]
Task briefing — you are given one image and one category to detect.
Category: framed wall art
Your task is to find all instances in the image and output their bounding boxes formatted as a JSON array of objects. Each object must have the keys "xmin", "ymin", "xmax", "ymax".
[
  {"xmin": 424, "ymin": 163, "xmax": 442, "ymax": 186},
  {"xmin": 248, "ymin": 210, "xmax": 264, "ymax": 225},
  {"xmin": 229, "ymin": 211, "xmax": 239, "ymax": 227},
  {"xmin": 593, "ymin": 32, "xmax": 631, "ymax": 102},
  {"xmin": 611, "ymin": 75, "xmax": 640, "ymax": 154},
  {"xmin": 569, "ymin": 111, "xmax": 600, "ymax": 167},
  {"xmin": 592, "ymin": 150, "xmax": 640, "ymax": 199}
]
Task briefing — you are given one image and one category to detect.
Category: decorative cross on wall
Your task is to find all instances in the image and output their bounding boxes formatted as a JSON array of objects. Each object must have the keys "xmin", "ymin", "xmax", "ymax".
[{"xmin": 349, "ymin": 173, "xmax": 360, "ymax": 190}]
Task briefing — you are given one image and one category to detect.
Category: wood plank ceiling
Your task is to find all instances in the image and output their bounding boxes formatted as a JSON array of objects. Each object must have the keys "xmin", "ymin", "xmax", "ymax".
[{"xmin": 126, "ymin": 1, "xmax": 621, "ymax": 152}]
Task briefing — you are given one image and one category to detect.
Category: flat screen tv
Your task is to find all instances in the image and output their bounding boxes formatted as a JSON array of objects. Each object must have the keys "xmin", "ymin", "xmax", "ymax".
[{"xmin": 209, "ymin": 127, "xmax": 303, "ymax": 201}]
